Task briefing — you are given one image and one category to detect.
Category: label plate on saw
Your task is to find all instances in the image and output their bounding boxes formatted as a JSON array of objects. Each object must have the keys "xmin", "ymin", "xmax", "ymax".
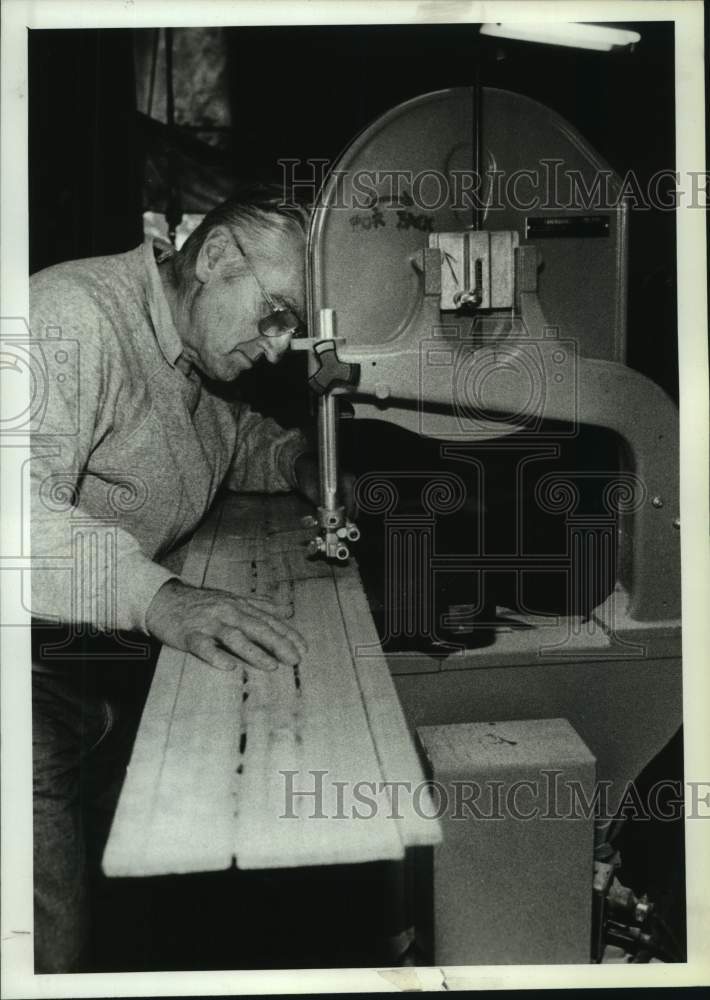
[{"xmin": 526, "ymin": 215, "xmax": 610, "ymax": 238}]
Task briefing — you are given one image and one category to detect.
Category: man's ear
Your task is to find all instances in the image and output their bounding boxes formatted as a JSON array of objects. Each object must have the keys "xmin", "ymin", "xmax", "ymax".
[{"xmin": 194, "ymin": 226, "xmax": 232, "ymax": 284}]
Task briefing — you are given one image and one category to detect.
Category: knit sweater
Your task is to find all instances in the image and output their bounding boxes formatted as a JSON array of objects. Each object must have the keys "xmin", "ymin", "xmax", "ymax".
[{"xmin": 30, "ymin": 239, "xmax": 308, "ymax": 636}]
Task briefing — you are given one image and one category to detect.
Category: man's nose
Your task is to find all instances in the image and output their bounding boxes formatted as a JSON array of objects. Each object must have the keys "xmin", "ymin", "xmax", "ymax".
[{"xmin": 262, "ymin": 330, "xmax": 293, "ymax": 363}]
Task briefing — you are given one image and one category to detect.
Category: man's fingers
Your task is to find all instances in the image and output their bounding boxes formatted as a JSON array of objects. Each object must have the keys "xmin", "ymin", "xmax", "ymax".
[
  {"xmin": 222, "ymin": 618, "xmax": 301, "ymax": 667},
  {"xmin": 188, "ymin": 630, "xmax": 280, "ymax": 673},
  {"xmin": 249, "ymin": 589, "xmax": 296, "ymax": 620},
  {"xmin": 230, "ymin": 600, "xmax": 308, "ymax": 657},
  {"xmin": 245, "ymin": 595, "xmax": 296, "ymax": 623},
  {"xmin": 168, "ymin": 588, "xmax": 307, "ymax": 671},
  {"xmin": 242, "ymin": 607, "xmax": 307, "ymax": 658},
  {"xmin": 188, "ymin": 633, "xmax": 240, "ymax": 672},
  {"xmin": 241, "ymin": 595, "xmax": 281, "ymax": 615},
  {"xmin": 216, "ymin": 625, "xmax": 284, "ymax": 671},
  {"xmin": 219, "ymin": 591, "xmax": 288, "ymax": 620}
]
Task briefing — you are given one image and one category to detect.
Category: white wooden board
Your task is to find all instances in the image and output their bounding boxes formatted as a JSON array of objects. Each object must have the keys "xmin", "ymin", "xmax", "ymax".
[{"xmin": 103, "ymin": 494, "xmax": 440, "ymax": 877}]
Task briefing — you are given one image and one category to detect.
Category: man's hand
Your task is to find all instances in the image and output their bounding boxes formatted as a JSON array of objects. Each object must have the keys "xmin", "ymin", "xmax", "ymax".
[
  {"xmin": 294, "ymin": 452, "xmax": 356, "ymax": 518},
  {"xmin": 146, "ymin": 579, "xmax": 307, "ymax": 672}
]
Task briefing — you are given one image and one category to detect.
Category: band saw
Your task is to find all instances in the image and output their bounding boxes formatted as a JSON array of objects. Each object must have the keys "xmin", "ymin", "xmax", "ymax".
[{"xmin": 295, "ymin": 84, "xmax": 682, "ymax": 821}]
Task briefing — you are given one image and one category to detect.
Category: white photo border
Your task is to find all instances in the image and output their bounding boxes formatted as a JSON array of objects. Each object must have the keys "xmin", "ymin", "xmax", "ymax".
[{"xmin": 2, "ymin": 1, "xmax": 708, "ymax": 995}]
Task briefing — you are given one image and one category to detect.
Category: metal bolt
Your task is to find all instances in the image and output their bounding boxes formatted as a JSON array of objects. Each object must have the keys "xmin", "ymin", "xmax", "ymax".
[
  {"xmin": 375, "ymin": 383, "xmax": 391, "ymax": 401},
  {"xmin": 307, "ymin": 536, "xmax": 325, "ymax": 557},
  {"xmin": 651, "ymin": 496, "xmax": 663, "ymax": 508},
  {"xmin": 673, "ymin": 518, "xmax": 680, "ymax": 529},
  {"xmin": 454, "ymin": 289, "xmax": 482, "ymax": 308}
]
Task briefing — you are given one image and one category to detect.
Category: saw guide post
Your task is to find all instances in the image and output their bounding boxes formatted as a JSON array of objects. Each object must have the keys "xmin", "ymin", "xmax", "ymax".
[{"xmin": 103, "ymin": 493, "xmax": 440, "ymax": 877}]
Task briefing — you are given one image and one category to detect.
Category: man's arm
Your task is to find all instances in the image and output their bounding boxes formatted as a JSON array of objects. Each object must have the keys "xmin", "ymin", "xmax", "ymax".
[
  {"xmin": 145, "ymin": 395, "xmax": 311, "ymax": 666},
  {"xmin": 30, "ymin": 282, "xmax": 179, "ymax": 633},
  {"xmin": 30, "ymin": 273, "xmax": 307, "ymax": 668},
  {"xmin": 224, "ymin": 399, "xmax": 357, "ymax": 516},
  {"xmin": 224, "ymin": 400, "xmax": 311, "ymax": 494}
]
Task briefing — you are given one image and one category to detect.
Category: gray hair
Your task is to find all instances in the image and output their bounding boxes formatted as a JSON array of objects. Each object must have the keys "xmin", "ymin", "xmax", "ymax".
[{"xmin": 174, "ymin": 185, "xmax": 309, "ymax": 286}]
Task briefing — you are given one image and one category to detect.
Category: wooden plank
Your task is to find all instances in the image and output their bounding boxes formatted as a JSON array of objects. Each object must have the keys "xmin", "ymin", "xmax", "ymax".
[
  {"xmin": 334, "ymin": 563, "xmax": 442, "ymax": 848},
  {"xmin": 218, "ymin": 492, "xmax": 312, "ymax": 538},
  {"xmin": 102, "ymin": 506, "xmax": 230, "ymax": 877},
  {"xmin": 233, "ymin": 576, "xmax": 405, "ymax": 868},
  {"xmin": 104, "ymin": 493, "xmax": 440, "ymax": 878},
  {"xmin": 124, "ymin": 657, "xmax": 242, "ymax": 875},
  {"xmin": 207, "ymin": 521, "xmax": 405, "ymax": 868}
]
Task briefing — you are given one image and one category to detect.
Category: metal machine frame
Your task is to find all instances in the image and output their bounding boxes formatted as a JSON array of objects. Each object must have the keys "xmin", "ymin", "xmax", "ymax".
[{"xmin": 294, "ymin": 86, "xmax": 682, "ymax": 807}]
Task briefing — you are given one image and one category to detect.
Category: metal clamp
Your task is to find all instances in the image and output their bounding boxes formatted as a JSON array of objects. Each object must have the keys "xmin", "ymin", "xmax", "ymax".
[{"xmin": 303, "ymin": 507, "xmax": 361, "ymax": 562}]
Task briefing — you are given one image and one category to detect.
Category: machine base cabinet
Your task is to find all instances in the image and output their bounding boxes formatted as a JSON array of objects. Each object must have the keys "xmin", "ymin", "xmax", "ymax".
[{"xmin": 418, "ymin": 717, "xmax": 596, "ymax": 964}]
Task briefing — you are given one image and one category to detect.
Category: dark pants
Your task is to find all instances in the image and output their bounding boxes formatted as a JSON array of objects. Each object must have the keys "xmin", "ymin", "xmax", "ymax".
[{"xmin": 32, "ymin": 626, "xmax": 157, "ymax": 973}]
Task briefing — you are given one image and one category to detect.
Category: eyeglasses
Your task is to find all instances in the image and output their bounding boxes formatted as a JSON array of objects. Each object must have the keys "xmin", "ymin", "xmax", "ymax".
[{"xmin": 231, "ymin": 231, "xmax": 306, "ymax": 339}]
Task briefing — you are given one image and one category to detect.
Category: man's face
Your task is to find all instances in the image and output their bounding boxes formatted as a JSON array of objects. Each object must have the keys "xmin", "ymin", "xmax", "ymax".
[{"xmin": 179, "ymin": 224, "xmax": 306, "ymax": 382}]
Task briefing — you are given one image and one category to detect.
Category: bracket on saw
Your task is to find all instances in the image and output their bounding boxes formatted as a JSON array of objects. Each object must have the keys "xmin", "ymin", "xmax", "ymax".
[
  {"xmin": 430, "ymin": 230, "xmax": 520, "ymax": 312},
  {"xmin": 293, "ymin": 311, "xmax": 361, "ymax": 562},
  {"xmin": 308, "ymin": 340, "xmax": 361, "ymax": 396}
]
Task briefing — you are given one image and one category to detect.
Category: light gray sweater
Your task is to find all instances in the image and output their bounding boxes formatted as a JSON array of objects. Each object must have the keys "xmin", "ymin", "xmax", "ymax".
[{"xmin": 30, "ymin": 239, "xmax": 307, "ymax": 636}]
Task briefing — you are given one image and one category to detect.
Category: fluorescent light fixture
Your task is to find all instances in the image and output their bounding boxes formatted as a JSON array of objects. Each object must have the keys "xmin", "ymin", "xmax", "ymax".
[{"xmin": 480, "ymin": 23, "xmax": 641, "ymax": 52}]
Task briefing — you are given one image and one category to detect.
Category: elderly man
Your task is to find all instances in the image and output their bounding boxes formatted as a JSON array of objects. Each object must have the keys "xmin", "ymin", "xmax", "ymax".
[{"xmin": 30, "ymin": 191, "xmax": 331, "ymax": 972}]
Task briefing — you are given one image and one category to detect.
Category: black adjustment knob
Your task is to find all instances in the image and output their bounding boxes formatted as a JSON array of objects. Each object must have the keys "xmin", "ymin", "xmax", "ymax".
[{"xmin": 308, "ymin": 341, "xmax": 361, "ymax": 396}]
